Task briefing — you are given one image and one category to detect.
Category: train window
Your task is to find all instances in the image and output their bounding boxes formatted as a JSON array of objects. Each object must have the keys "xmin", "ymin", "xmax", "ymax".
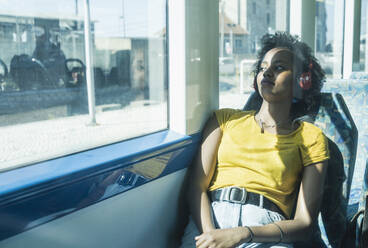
[
  {"xmin": 315, "ymin": 0, "xmax": 344, "ymax": 79},
  {"xmin": 0, "ymin": 23, "xmax": 16, "ymax": 41},
  {"xmin": 354, "ymin": 0, "xmax": 368, "ymax": 76},
  {"xmin": 0, "ymin": 0, "xmax": 167, "ymax": 171},
  {"xmin": 219, "ymin": 0, "xmax": 290, "ymax": 109}
]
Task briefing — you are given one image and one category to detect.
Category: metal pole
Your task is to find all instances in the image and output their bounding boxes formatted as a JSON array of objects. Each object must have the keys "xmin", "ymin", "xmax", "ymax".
[{"xmin": 83, "ymin": 0, "xmax": 96, "ymax": 125}]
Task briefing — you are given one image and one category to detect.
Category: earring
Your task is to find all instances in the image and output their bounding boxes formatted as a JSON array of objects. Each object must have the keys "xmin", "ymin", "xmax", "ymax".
[{"xmin": 299, "ymin": 62, "xmax": 313, "ymax": 90}]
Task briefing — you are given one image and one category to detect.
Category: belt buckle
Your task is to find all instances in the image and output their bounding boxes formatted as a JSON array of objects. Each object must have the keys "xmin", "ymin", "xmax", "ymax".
[{"xmin": 228, "ymin": 187, "xmax": 247, "ymax": 204}]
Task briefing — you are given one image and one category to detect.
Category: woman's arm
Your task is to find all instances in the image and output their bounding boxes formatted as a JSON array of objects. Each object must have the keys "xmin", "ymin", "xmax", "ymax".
[
  {"xmin": 187, "ymin": 113, "xmax": 222, "ymax": 233},
  {"xmin": 248, "ymin": 161, "xmax": 328, "ymax": 243},
  {"xmin": 195, "ymin": 161, "xmax": 328, "ymax": 247}
]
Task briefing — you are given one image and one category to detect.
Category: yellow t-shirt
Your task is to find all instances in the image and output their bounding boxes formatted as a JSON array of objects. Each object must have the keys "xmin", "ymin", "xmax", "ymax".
[{"xmin": 209, "ymin": 109, "xmax": 330, "ymax": 218}]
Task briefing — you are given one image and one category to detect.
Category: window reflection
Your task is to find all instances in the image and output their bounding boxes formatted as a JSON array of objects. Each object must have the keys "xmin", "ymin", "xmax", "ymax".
[
  {"xmin": 0, "ymin": 0, "xmax": 167, "ymax": 171},
  {"xmin": 315, "ymin": 0, "xmax": 344, "ymax": 79},
  {"xmin": 354, "ymin": 0, "xmax": 368, "ymax": 78}
]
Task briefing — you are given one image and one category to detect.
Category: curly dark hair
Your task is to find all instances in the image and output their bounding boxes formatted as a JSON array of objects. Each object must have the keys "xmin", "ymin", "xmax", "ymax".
[{"xmin": 252, "ymin": 32, "xmax": 325, "ymax": 119}]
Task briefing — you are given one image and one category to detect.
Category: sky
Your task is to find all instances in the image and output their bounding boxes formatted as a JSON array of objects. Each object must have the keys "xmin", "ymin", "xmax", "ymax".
[{"xmin": 0, "ymin": 0, "xmax": 166, "ymax": 38}]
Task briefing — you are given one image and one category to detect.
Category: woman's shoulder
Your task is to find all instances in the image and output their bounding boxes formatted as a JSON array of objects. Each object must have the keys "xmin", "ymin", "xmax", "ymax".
[
  {"xmin": 298, "ymin": 121, "xmax": 327, "ymax": 142},
  {"xmin": 215, "ymin": 108, "xmax": 255, "ymax": 121},
  {"xmin": 297, "ymin": 121, "xmax": 330, "ymax": 164},
  {"xmin": 300, "ymin": 121, "xmax": 324, "ymax": 134},
  {"xmin": 214, "ymin": 108, "xmax": 255, "ymax": 129},
  {"xmin": 215, "ymin": 108, "xmax": 255, "ymax": 116}
]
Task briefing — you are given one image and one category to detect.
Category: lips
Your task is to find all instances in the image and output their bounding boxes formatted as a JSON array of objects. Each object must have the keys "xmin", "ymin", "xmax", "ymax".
[{"xmin": 261, "ymin": 78, "xmax": 274, "ymax": 87}]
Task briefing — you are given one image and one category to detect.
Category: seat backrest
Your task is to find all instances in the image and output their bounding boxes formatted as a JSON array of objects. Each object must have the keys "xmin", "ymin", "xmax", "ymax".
[
  {"xmin": 357, "ymin": 159, "xmax": 368, "ymax": 247},
  {"xmin": 243, "ymin": 92, "xmax": 358, "ymax": 247},
  {"xmin": 313, "ymin": 93, "xmax": 358, "ymax": 202},
  {"xmin": 343, "ymin": 159, "xmax": 368, "ymax": 247}
]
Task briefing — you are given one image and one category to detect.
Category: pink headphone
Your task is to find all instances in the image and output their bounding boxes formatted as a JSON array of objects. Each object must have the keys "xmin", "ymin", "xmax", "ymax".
[{"xmin": 299, "ymin": 62, "xmax": 313, "ymax": 90}]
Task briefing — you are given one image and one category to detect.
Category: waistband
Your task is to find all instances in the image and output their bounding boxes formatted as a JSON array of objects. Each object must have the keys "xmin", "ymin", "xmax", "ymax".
[{"xmin": 209, "ymin": 186, "xmax": 286, "ymax": 218}]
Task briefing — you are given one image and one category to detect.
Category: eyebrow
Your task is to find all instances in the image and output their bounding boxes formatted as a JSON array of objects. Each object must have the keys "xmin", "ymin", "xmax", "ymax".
[
  {"xmin": 272, "ymin": 59, "xmax": 288, "ymax": 64},
  {"xmin": 261, "ymin": 59, "xmax": 290, "ymax": 66}
]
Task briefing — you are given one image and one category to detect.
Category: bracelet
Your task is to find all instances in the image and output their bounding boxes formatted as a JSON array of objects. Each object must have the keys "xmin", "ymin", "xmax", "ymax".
[
  {"xmin": 244, "ymin": 225, "xmax": 254, "ymax": 243},
  {"xmin": 272, "ymin": 222, "xmax": 284, "ymax": 244}
]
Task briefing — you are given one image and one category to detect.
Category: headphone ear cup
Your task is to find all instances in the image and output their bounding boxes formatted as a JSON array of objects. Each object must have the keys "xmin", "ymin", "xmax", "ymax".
[{"xmin": 299, "ymin": 71, "xmax": 312, "ymax": 90}]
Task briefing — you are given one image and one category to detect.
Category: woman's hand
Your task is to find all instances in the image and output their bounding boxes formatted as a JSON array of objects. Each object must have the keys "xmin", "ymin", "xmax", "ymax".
[{"xmin": 195, "ymin": 227, "xmax": 250, "ymax": 248}]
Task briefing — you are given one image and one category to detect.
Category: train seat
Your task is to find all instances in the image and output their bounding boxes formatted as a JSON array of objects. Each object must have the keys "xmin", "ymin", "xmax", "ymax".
[
  {"xmin": 342, "ymin": 158, "xmax": 368, "ymax": 247},
  {"xmin": 359, "ymin": 159, "xmax": 368, "ymax": 247},
  {"xmin": 10, "ymin": 54, "xmax": 50, "ymax": 91},
  {"xmin": 356, "ymin": 159, "xmax": 368, "ymax": 247},
  {"xmin": 243, "ymin": 92, "xmax": 358, "ymax": 247}
]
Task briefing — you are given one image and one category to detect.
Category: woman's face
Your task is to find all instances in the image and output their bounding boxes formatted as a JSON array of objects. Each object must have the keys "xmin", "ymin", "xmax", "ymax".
[{"xmin": 256, "ymin": 47, "xmax": 295, "ymax": 103}]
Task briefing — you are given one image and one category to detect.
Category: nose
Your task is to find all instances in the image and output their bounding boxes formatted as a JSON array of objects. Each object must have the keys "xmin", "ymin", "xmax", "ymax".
[{"xmin": 263, "ymin": 67, "xmax": 273, "ymax": 78}]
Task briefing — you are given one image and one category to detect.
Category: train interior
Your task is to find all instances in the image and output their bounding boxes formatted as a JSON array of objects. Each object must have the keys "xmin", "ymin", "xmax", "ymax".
[{"xmin": 0, "ymin": 0, "xmax": 367, "ymax": 247}]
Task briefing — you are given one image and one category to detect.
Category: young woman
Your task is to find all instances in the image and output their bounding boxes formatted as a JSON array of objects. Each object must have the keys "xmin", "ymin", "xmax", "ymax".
[{"xmin": 180, "ymin": 32, "xmax": 329, "ymax": 248}]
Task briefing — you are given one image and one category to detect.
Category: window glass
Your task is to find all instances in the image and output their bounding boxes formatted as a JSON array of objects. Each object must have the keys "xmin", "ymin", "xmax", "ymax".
[
  {"xmin": 358, "ymin": 0, "xmax": 367, "ymax": 73},
  {"xmin": 352, "ymin": 0, "xmax": 368, "ymax": 78},
  {"xmin": 219, "ymin": 0, "xmax": 290, "ymax": 109},
  {"xmin": 315, "ymin": 0, "xmax": 344, "ymax": 79},
  {"xmin": 0, "ymin": 0, "xmax": 167, "ymax": 171}
]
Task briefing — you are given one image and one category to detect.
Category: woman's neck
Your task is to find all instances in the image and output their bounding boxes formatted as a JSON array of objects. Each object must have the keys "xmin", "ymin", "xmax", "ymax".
[{"xmin": 256, "ymin": 101, "xmax": 291, "ymax": 125}]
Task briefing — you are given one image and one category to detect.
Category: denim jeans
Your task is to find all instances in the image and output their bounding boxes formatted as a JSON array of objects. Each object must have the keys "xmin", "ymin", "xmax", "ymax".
[{"xmin": 180, "ymin": 200, "xmax": 293, "ymax": 248}]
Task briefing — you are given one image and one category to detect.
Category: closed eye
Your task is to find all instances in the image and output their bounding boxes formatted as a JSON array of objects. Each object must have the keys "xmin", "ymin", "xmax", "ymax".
[{"xmin": 274, "ymin": 65, "xmax": 286, "ymax": 71}]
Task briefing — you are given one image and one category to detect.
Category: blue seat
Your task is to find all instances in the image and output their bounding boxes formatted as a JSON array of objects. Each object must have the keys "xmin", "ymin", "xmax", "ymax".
[
  {"xmin": 357, "ymin": 159, "xmax": 368, "ymax": 247},
  {"xmin": 342, "ymin": 158, "xmax": 368, "ymax": 247},
  {"xmin": 243, "ymin": 92, "xmax": 358, "ymax": 247}
]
